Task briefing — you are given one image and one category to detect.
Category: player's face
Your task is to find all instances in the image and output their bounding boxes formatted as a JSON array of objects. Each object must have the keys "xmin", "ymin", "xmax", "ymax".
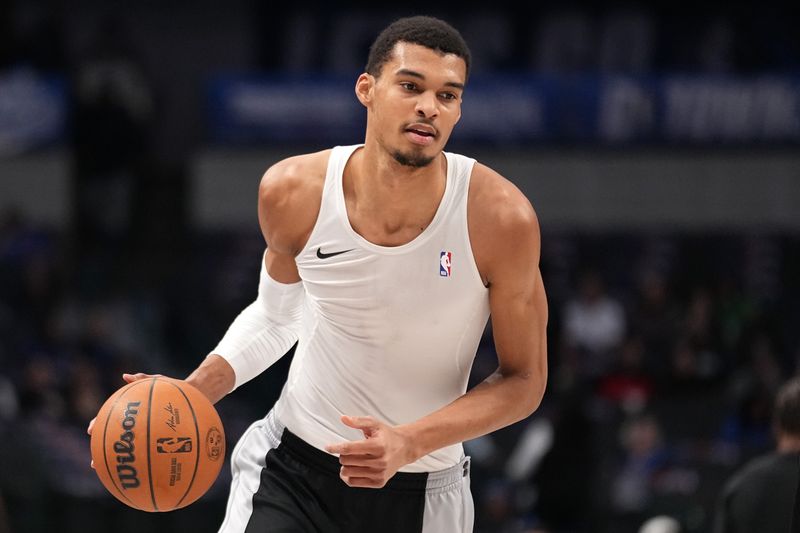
[{"xmin": 359, "ymin": 42, "xmax": 466, "ymax": 168}]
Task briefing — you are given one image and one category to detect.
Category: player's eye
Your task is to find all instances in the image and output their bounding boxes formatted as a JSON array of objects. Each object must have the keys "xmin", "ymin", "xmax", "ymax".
[{"xmin": 400, "ymin": 82, "xmax": 417, "ymax": 91}]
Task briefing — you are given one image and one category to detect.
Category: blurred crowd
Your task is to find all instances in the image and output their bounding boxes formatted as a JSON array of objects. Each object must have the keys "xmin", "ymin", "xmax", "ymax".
[
  {"xmin": 467, "ymin": 233, "xmax": 799, "ymax": 532},
  {"xmin": 1, "ymin": 207, "xmax": 798, "ymax": 532}
]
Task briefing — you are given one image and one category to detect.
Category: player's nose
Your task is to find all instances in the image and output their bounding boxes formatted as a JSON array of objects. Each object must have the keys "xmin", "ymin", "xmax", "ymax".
[{"xmin": 415, "ymin": 91, "xmax": 439, "ymax": 119}]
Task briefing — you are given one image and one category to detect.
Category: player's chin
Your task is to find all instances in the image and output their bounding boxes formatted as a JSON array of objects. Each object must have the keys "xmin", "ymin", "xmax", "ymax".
[{"xmin": 392, "ymin": 145, "xmax": 439, "ymax": 169}]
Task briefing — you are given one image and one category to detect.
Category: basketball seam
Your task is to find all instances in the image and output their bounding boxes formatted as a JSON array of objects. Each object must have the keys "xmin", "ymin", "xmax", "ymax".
[
  {"xmin": 168, "ymin": 379, "xmax": 202, "ymax": 509},
  {"xmin": 101, "ymin": 384, "xmax": 136, "ymax": 506},
  {"xmin": 147, "ymin": 377, "xmax": 158, "ymax": 511}
]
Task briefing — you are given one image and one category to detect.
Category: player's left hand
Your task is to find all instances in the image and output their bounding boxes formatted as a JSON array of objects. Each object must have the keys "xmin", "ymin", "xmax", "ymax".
[{"xmin": 325, "ymin": 415, "xmax": 415, "ymax": 489}]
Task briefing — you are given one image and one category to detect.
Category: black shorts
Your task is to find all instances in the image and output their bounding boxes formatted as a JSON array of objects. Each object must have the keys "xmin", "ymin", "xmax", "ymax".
[{"xmin": 218, "ymin": 410, "xmax": 473, "ymax": 533}]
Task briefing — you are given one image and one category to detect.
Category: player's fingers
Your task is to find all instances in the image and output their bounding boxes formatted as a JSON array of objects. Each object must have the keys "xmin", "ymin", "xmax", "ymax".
[
  {"xmin": 326, "ymin": 438, "xmax": 383, "ymax": 456},
  {"xmin": 340, "ymin": 473, "xmax": 386, "ymax": 489},
  {"xmin": 341, "ymin": 415, "xmax": 380, "ymax": 432},
  {"xmin": 340, "ymin": 465, "xmax": 382, "ymax": 479},
  {"xmin": 122, "ymin": 373, "xmax": 161, "ymax": 383},
  {"xmin": 87, "ymin": 417, "xmax": 96, "ymax": 435},
  {"xmin": 338, "ymin": 454, "xmax": 382, "ymax": 467},
  {"xmin": 90, "ymin": 459, "xmax": 95, "ymax": 470}
]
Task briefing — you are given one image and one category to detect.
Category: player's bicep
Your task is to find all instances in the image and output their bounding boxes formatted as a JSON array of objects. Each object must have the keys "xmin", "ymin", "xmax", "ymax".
[
  {"xmin": 257, "ymin": 165, "xmax": 293, "ymax": 252},
  {"xmin": 485, "ymin": 208, "xmax": 548, "ymax": 379},
  {"xmin": 489, "ymin": 262, "xmax": 548, "ymax": 379},
  {"xmin": 256, "ymin": 163, "xmax": 304, "ymax": 284},
  {"xmin": 259, "ymin": 184, "xmax": 300, "ymax": 283}
]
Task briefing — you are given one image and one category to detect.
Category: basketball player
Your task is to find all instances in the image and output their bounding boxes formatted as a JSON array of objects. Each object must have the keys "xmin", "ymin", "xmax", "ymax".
[
  {"xmin": 90, "ymin": 15, "xmax": 548, "ymax": 532},
  {"xmin": 713, "ymin": 377, "xmax": 800, "ymax": 533}
]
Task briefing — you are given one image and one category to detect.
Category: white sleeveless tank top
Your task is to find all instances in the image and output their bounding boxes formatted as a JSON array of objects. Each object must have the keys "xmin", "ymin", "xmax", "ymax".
[{"xmin": 273, "ymin": 145, "xmax": 490, "ymax": 472}]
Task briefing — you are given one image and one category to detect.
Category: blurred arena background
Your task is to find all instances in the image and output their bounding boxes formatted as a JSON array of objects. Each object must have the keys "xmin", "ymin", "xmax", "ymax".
[{"xmin": 1, "ymin": 1, "xmax": 799, "ymax": 532}]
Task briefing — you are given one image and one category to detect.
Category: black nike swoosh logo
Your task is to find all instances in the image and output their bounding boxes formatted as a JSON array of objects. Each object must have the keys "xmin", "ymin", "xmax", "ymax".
[{"xmin": 316, "ymin": 247, "xmax": 353, "ymax": 259}]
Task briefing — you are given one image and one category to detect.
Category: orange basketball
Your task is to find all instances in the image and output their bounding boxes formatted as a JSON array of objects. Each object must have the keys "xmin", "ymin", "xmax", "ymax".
[{"xmin": 90, "ymin": 376, "xmax": 225, "ymax": 512}]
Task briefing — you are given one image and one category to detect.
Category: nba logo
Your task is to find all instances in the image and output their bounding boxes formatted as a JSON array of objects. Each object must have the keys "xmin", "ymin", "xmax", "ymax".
[{"xmin": 440, "ymin": 251, "xmax": 452, "ymax": 277}]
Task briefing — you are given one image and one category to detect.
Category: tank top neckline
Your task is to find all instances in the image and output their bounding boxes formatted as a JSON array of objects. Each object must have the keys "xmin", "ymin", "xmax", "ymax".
[{"xmin": 332, "ymin": 145, "xmax": 456, "ymax": 256}]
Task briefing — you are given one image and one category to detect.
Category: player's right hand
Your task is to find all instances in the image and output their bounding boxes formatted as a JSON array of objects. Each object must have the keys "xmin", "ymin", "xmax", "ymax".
[{"xmin": 87, "ymin": 372, "xmax": 163, "ymax": 469}]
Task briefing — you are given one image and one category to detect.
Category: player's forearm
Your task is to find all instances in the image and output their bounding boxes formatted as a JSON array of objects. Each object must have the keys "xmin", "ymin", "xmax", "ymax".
[
  {"xmin": 185, "ymin": 354, "xmax": 236, "ymax": 404},
  {"xmin": 210, "ymin": 256, "xmax": 303, "ymax": 391},
  {"xmin": 397, "ymin": 368, "xmax": 546, "ymax": 462}
]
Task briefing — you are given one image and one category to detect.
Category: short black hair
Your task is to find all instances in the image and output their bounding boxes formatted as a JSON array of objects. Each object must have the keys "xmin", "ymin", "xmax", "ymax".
[
  {"xmin": 365, "ymin": 16, "xmax": 471, "ymax": 81},
  {"xmin": 774, "ymin": 377, "xmax": 800, "ymax": 436}
]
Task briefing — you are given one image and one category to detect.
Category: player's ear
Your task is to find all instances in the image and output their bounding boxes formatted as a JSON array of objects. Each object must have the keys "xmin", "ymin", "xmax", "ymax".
[{"xmin": 355, "ymin": 73, "xmax": 374, "ymax": 108}]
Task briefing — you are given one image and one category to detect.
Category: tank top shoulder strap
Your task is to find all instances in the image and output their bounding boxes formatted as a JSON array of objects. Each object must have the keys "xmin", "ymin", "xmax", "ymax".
[
  {"xmin": 322, "ymin": 144, "xmax": 361, "ymax": 204},
  {"xmin": 442, "ymin": 151, "xmax": 477, "ymax": 213},
  {"xmin": 299, "ymin": 145, "xmax": 361, "ymax": 256}
]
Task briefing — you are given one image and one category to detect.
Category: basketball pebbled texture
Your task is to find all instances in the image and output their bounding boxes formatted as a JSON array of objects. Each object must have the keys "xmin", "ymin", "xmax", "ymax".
[{"xmin": 90, "ymin": 377, "xmax": 225, "ymax": 512}]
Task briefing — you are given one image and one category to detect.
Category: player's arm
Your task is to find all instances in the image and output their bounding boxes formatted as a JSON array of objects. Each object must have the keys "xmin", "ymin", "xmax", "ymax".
[
  {"xmin": 400, "ymin": 168, "xmax": 547, "ymax": 451},
  {"xmin": 88, "ymin": 154, "xmax": 323, "ymax": 444},
  {"xmin": 327, "ymin": 166, "xmax": 548, "ymax": 488},
  {"xmin": 120, "ymin": 154, "xmax": 324, "ymax": 406},
  {"xmin": 186, "ymin": 154, "xmax": 324, "ymax": 402}
]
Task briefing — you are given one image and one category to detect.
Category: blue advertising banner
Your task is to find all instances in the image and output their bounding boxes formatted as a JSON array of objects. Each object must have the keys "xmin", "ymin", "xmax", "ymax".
[
  {"xmin": 208, "ymin": 75, "xmax": 363, "ymax": 144},
  {"xmin": 208, "ymin": 73, "xmax": 800, "ymax": 145}
]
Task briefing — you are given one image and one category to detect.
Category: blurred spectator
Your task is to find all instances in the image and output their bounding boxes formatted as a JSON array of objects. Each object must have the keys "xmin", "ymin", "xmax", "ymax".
[
  {"xmin": 683, "ymin": 288, "xmax": 720, "ymax": 355},
  {"xmin": 720, "ymin": 333, "xmax": 785, "ymax": 457},
  {"xmin": 562, "ymin": 270, "xmax": 626, "ymax": 379},
  {"xmin": 0, "ymin": 210, "xmax": 57, "ymax": 344},
  {"xmin": 629, "ymin": 268, "xmax": 680, "ymax": 379},
  {"xmin": 718, "ymin": 384, "xmax": 774, "ymax": 462},
  {"xmin": 479, "ymin": 478, "xmax": 515, "ymax": 532},
  {"xmin": 0, "ymin": 367, "xmax": 48, "ymax": 533},
  {"xmin": 18, "ymin": 354, "xmax": 64, "ymax": 420},
  {"xmin": 71, "ymin": 15, "xmax": 154, "ymax": 258},
  {"xmin": 715, "ymin": 274, "xmax": 756, "ymax": 359},
  {"xmin": 610, "ymin": 414, "xmax": 669, "ymax": 521},
  {"xmin": 713, "ymin": 376, "xmax": 800, "ymax": 533},
  {"xmin": 668, "ymin": 337, "xmax": 721, "ymax": 390},
  {"xmin": 598, "ymin": 336, "xmax": 654, "ymax": 413}
]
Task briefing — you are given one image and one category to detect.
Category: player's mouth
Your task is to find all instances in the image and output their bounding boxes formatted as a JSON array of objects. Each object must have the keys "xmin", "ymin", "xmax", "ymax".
[{"xmin": 404, "ymin": 124, "xmax": 437, "ymax": 146}]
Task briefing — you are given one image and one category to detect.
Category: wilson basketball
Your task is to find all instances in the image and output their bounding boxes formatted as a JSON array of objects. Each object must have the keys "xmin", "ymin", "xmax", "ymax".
[{"xmin": 90, "ymin": 376, "xmax": 225, "ymax": 512}]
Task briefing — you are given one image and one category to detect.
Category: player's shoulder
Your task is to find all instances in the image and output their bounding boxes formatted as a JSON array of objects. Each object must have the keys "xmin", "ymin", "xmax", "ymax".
[
  {"xmin": 258, "ymin": 149, "xmax": 331, "ymax": 254},
  {"xmin": 466, "ymin": 162, "xmax": 541, "ymax": 285},
  {"xmin": 259, "ymin": 149, "xmax": 331, "ymax": 206},
  {"xmin": 468, "ymin": 161, "xmax": 539, "ymax": 235}
]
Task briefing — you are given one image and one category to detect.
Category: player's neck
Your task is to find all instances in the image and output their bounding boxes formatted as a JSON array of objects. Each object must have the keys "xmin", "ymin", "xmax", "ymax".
[
  {"xmin": 343, "ymin": 145, "xmax": 447, "ymax": 245},
  {"xmin": 350, "ymin": 144, "xmax": 446, "ymax": 210}
]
